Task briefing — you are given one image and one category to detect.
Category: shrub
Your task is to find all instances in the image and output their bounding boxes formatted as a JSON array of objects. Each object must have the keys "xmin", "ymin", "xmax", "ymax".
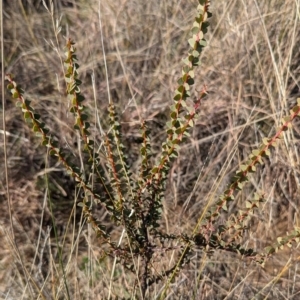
[{"xmin": 3, "ymin": 0, "xmax": 300, "ymax": 299}]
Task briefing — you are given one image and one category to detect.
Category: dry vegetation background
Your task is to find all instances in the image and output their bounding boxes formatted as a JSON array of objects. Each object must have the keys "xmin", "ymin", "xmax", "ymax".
[{"xmin": 1, "ymin": 0, "xmax": 300, "ymax": 299}]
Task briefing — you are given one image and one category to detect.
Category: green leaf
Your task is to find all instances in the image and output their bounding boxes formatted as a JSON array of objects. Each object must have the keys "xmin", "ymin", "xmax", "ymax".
[
  {"xmin": 183, "ymin": 82, "xmax": 190, "ymax": 91},
  {"xmin": 151, "ymin": 167, "xmax": 158, "ymax": 174},
  {"xmin": 264, "ymin": 246, "xmax": 275, "ymax": 255},
  {"xmin": 166, "ymin": 121, "xmax": 173, "ymax": 129},
  {"xmin": 249, "ymin": 165, "xmax": 256, "ymax": 172},
  {"xmin": 237, "ymin": 182, "xmax": 245, "ymax": 190},
  {"xmin": 33, "ymin": 124, "xmax": 40, "ymax": 132},
  {"xmin": 43, "ymin": 128, "xmax": 50, "ymax": 134},
  {"xmin": 182, "ymin": 57, "xmax": 190, "ymax": 66},
  {"xmin": 15, "ymin": 101, "xmax": 22, "ymax": 108},
  {"xmin": 81, "ymin": 114, "xmax": 88, "ymax": 121},
  {"xmin": 191, "ymin": 26, "xmax": 200, "ymax": 34},
  {"xmin": 35, "ymin": 132, "xmax": 43, "ymax": 138},
  {"xmin": 24, "ymin": 111, "xmax": 31, "ymax": 119},
  {"xmin": 188, "ymin": 37, "xmax": 196, "ymax": 48},
  {"xmin": 262, "ymin": 137, "xmax": 270, "ymax": 145},
  {"xmin": 7, "ymin": 83, "xmax": 14, "ymax": 90},
  {"xmin": 202, "ymin": 22, "xmax": 210, "ymax": 33},
  {"xmin": 182, "ymin": 65, "xmax": 191, "ymax": 74},
  {"xmin": 177, "ymin": 85, "xmax": 185, "ymax": 93},
  {"xmin": 199, "ymin": 39, "xmax": 207, "ymax": 47},
  {"xmin": 192, "ymin": 21, "xmax": 200, "ymax": 29},
  {"xmin": 170, "ymin": 111, "xmax": 177, "ymax": 119},
  {"xmin": 187, "ymin": 77, "xmax": 195, "ymax": 85},
  {"xmin": 177, "ymin": 77, "xmax": 184, "ymax": 85},
  {"xmin": 49, "ymin": 149, "xmax": 57, "ymax": 156},
  {"xmin": 192, "ymin": 58, "xmax": 201, "ymax": 66},
  {"xmin": 252, "ymin": 149, "xmax": 260, "ymax": 156},
  {"xmin": 188, "ymin": 119, "xmax": 194, "ymax": 127},
  {"xmin": 42, "ymin": 138, "xmax": 49, "ymax": 146},
  {"xmin": 25, "ymin": 117, "xmax": 33, "ymax": 125},
  {"xmin": 239, "ymin": 165, "xmax": 248, "ymax": 172},
  {"xmin": 12, "ymin": 91, "xmax": 19, "ymax": 98},
  {"xmin": 283, "ymin": 116, "xmax": 291, "ymax": 123},
  {"xmin": 173, "ymin": 94, "xmax": 182, "ymax": 102},
  {"xmin": 263, "ymin": 149, "xmax": 270, "ymax": 156},
  {"xmin": 245, "ymin": 201, "xmax": 252, "ymax": 209}
]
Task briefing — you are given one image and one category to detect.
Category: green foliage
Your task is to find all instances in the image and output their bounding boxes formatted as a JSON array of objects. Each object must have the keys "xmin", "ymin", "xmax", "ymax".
[{"xmin": 5, "ymin": 0, "xmax": 300, "ymax": 298}]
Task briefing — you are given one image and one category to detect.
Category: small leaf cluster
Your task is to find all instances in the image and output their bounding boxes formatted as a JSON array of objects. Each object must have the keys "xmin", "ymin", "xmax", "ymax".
[
  {"xmin": 192, "ymin": 98, "xmax": 300, "ymax": 265},
  {"xmin": 198, "ymin": 99, "xmax": 300, "ymax": 228},
  {"xmin": 138, "ymin": 0, "xmax": 211, "ymax": 235},
  {"xmin": 5, "ymin": 74, "xmax": 112, "ymax": 242},
  {"xmin": 266, "ymin": 228, "xmax": 300, "ymax": 254}
]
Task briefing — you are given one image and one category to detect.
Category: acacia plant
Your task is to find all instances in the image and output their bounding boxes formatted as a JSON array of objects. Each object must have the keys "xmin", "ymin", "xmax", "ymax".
[{"xmin": 5, "ymin": 0, "xmax": 300, "ymax": 298}]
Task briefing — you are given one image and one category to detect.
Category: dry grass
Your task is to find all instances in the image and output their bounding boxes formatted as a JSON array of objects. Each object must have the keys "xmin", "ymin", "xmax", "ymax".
[{"xmin": 1, "ymin": 0, "xmax": 300, "ymax": 299}]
